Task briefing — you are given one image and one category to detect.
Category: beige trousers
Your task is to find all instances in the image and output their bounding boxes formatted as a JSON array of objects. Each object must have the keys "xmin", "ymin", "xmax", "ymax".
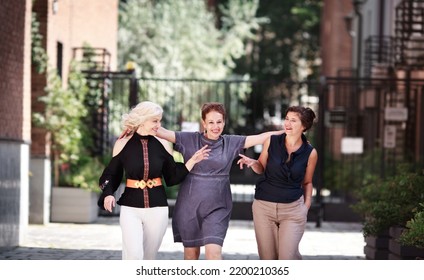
[
  {"xmin": 252, "ymin": 197, "xmax": 308, "ymax": 260},
  {"xmin": 120, "ymin": 205, "xmax": 168, "ymax": 260}
]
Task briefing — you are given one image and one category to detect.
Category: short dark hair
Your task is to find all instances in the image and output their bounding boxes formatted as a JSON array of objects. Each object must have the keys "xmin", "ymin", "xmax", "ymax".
[
  {"xmin": 285, "ymin": 106, "xmax": 316, "ymax": 132},
  {"xmin": 201, "ymin": 102, "xmax": 226, "ymax": 121}
]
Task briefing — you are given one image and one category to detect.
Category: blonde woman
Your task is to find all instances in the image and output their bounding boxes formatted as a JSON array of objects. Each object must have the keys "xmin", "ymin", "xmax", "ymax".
[{"xmin": 98, "ymin": 101, "xmax": 209, "ymax": 260}]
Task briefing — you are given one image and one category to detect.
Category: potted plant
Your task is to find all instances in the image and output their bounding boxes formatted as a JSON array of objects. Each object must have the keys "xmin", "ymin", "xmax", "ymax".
[
  {"xmin": 33, "ymin": 62, "xmax": 105, "ymax": 223},
  {"xmin": 352, "ymin": 164, "xmax": 424, "ymax": 259},
  {"xmin": 322, "ymin": 149, "xmax": 382, "ymax": 222},
  {"xmin": 399, "ymin": 204, "xmax": 424, "ymax": 249},
  {"xmin": 392, "ymin": 204, "xmax": 424, "ymax": 259}
]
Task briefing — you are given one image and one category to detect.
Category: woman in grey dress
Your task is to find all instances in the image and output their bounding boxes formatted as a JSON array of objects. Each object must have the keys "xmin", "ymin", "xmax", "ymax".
[{"xmin": 157, "ymin": 102, "xmax": 282, "ymax": 260}]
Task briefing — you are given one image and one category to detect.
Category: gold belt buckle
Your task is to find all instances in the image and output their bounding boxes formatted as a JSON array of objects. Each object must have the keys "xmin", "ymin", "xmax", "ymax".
[
  {"xmin": 134, "ymin": 180, "xmax": 146, "ymax": 188},
  {"xmin": 146, "ymin": 179, "xmax": 155, "ymax": 188}
]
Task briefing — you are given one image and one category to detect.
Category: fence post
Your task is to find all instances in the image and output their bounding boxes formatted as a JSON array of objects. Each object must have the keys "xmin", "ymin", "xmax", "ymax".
[
  {"xmin": 129, "ymin": 69, "xmax": 138, "ymax": 108},
  {"xmin": 315, "ymin": 77, "xmax": 327, "ymax": 228}
]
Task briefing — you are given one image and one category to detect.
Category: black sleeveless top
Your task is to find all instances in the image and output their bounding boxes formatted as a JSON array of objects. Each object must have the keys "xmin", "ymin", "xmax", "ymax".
[{"xmin": 255, "ymin": 133, "xmax": 313, "ymax": 203}]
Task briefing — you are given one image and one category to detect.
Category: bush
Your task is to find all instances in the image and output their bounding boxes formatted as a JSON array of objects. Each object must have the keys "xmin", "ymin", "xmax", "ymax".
[
  {"xmin": 352, "ymin": 165, "xmax": 424, "ymax": 237},
  {"xmin": 60, "ymin": 155, "xmax": 110, "ymax": 193},
  {"xmin": 399, "ymin": 203, "xmax": 424, "ymax": 249},
  {"xmin": 33, "ymin": 61, "xmax": 107, "ymax": 189}
]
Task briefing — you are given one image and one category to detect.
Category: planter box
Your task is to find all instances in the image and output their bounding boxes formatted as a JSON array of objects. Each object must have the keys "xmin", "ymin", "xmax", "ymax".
[
  {"xmin": 388, "ymin": 226, "xmax": 424, "ymax": 260},
  {"xmin": 363, "ymin": 230, "xmax": 390, "ymax": 260},
  {"xmin": 51, "ymin": 186, "xmax": 98, "ymax": 223},
  {"xmin": 323, "ymin": 202, "xmax": 362, "ymax": 222}
]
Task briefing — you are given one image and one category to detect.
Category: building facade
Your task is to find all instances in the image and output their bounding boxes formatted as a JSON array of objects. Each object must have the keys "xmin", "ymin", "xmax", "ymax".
[
  {"xmin": 319, "ymin": 0, "xmax": 424, "ymax": 197},
  {"xmin": 0, "ymin": 0, "xmax": 118, "ymax": 248},
  {"xmin": 0, "ymin": 0, "xmax": 32, "ymax": 249}
]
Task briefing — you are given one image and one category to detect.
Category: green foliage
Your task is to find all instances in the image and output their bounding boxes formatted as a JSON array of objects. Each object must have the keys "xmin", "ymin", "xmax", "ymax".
[
  {"xmin": 31, "ymin": 11, "xmax": 48, "ymax": 73},
  {"xmin": 60, "ymin": 155, "xmax": 110, "ymax": 193},
  {"xmin": 118, "ymin": 0, "xmax": 265, "ymax": 79},
  {"xmin": 32, "ymin": 61, "xmax": 105, "ymax": 188},
  {"xmin": 235, "ymin": 0, "xmax": 322, "ymax": 81},
  {"xmin": 352, "ymin": 167, "xmax": 424, "ymax": 237},
  {"xmin": 399, "ymin": 204, "xmax": 424, "ymax": 249},
  {"xmin": 323, "ymin": 149, "xmax": 382, "ymax": 198},
  {"xmin": 33, "ymin": 62, "xmax": 89, "ymax": 163},
  {"xmin": 118, "ymin": 0, "xmax": 264, "ymax": 128}
]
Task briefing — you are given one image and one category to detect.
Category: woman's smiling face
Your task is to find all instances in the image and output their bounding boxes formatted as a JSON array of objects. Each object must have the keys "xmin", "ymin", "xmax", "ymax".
[
  {"xmin": 284, "ymin": 111, "xmax": 305, "ymax": 135},
  {"xmin": 202, "ymin": 111, "xmax": 225, "ymax": 140}
]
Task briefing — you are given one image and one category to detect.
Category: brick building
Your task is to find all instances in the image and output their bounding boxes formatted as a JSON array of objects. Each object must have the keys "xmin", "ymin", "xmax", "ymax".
[
  {"xmin": 319, "ymin": 0, "xmax": 424, "ymax": 193},
  {"xmin": 0, "ymin": 0, "xmax": 118, "ymax": 248},
  {"xmin": 0, "ymin": 0, "xmax": 32, "ymax": 248}
]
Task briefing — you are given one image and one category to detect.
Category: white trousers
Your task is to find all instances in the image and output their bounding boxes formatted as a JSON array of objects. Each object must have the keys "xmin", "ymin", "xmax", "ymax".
[{"xmin": 119, "ymin": 205, "xmax": 168, "ymax": 260}]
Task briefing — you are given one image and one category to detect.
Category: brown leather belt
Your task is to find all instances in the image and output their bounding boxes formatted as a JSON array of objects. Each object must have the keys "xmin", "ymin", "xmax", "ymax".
[{"xmin": 126, "ymin": 178, "xmax": 162, "ymax": 189}]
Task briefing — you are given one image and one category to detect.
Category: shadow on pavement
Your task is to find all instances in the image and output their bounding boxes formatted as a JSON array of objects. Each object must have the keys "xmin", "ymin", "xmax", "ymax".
[
  {"xmin": 0, "ymin": 246, "xmax": 363, "ymax": 260},
  {"xmin": 0, "ymin": 247, "xmax": 121, "ymax": 260}
]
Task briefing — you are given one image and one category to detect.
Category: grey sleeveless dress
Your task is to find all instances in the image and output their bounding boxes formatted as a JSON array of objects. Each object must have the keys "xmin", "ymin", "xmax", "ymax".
[{"xmin": 172, "ymin": 131, "xmax": 246, "ymax": 247}]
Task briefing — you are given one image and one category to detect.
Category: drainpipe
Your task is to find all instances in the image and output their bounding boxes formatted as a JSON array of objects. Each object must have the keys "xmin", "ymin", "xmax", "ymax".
[
  {"xmin": 353, "ymin": 0, "xmax": 364, "ymax": 78},
  {"xmin": 378, "ymin": 0, "xmax": 385, "ymax": 63}
]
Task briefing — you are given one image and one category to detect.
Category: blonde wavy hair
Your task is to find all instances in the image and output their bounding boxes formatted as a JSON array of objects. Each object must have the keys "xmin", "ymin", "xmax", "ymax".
[{"xmin": 121, "ymin": 101, "xmax": 163, "ymax": 133}]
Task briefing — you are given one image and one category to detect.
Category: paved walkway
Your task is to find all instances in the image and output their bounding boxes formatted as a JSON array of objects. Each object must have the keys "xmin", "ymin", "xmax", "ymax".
[{"xmin": 0, "ymin": 216, "xmax": 365, "ymax": 260}]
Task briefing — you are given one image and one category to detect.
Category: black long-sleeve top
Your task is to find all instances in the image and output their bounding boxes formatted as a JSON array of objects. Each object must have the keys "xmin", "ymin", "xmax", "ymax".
[{"xmin": 98, "ymin": 133, "xmax": 189, "ymax": 209}]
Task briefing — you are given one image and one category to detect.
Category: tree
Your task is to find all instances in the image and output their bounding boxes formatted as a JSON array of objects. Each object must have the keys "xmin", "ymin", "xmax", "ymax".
[
  {"xmin": 118, "ymin": 0, "xmax": 266, "ymax": 80},
  {"xmin": 231, "ymin": 0, "xmax": 322, "ymax": 127},
  {"xmin": 234, "ymin": 0, "xmax": 321, "ymax": 81}
]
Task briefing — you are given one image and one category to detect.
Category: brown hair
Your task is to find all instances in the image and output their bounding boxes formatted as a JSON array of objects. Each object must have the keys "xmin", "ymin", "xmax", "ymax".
[
  {"xmin": 201, "ymin": 102, "xmax": 226, "ymax": 121},
  {"xmin": 285, "ymin": 106, "xmax": 316, "ymax": 132}
]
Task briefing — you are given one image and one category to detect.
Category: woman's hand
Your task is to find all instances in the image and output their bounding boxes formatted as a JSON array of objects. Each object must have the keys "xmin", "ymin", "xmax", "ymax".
[
  {"xmin": 104, "ymin": 195, "xmax": 116, "ymax": 212},
  {"xmin": 237, "ymin": 154, "xmax": 257, "ymax": 169},
  {"xmin": 118, "ymin": 129, "xmax": 132, "ymax": 139},
  {"xmin": 237, "ymin": 154, "xmax": 265, "ymax": 174},
  {"xmin": 190, "ymin": 145, "xmax": 210, "ymax": 163},
  {"xmin": 185, "ymin": 145, "xmax": 210, "ymax": 170}
]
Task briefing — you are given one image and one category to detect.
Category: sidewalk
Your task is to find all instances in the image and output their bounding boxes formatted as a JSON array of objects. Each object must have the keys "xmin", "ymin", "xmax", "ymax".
[{"xmin": 0, "ymin": 216, "xmax": 365, "ymax": 260}]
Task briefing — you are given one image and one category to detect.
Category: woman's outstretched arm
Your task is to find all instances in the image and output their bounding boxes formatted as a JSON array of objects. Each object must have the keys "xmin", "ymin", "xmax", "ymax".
[{"xmin": 156, "ymin": 127, "xmax": 177, "ymax": 143}]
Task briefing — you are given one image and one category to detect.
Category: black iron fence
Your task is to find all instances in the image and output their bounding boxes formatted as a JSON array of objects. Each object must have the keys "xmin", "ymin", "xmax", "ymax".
[
  {"xmin": 83, "ymin": 71, "xmax": 423, "ymax": 223},
  {"xmin": 318, "ymin": 76, "xmax": 424, "ymax": 204}
]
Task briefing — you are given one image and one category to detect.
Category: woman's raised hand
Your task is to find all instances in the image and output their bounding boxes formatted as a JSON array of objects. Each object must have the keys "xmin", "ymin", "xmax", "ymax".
[{"xmin": 191, "ymin": 145, "xmax": 210, "ymax": 163}]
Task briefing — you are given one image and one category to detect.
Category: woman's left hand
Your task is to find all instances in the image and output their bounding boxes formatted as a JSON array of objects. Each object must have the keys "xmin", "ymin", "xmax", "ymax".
[
  {"xmin": 191, "ymin": 145, "xmax": 210, "ymax": 163},
  {"xmin": 237, "ymin": 154, "xmax": 257, "ymax": 169}
]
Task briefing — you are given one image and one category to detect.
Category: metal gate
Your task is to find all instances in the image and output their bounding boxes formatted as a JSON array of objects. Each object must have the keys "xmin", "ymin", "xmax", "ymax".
[
  {"xmin": 317, "ymin": 76, "xmax": 424, "ymax": 205},
  {"xmin": 83, "ymin": 71, "xmax": 321, "ymax": 183},
  {"xmin": 82, "ymin": 69, "xmax": 424, "ymax": 223}
]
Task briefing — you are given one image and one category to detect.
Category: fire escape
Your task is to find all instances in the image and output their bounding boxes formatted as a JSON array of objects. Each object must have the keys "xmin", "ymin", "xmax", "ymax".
[
  {"xmin": 362, "ymin": 0, "xmax": 424, "ymax": 163},
  {"xmin": 72, "ymin": 47, "xmax": 112, "ymax": 156}
]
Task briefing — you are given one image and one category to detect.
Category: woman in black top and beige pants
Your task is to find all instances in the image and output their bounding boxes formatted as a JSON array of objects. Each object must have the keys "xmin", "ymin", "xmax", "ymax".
[
  {"xmin": 98, "ymin": 101, "xmax": 209, "ymax": 260},
  {"xmin": 238, "ymin": 106, "xmax": 318, "ymax": 260}
]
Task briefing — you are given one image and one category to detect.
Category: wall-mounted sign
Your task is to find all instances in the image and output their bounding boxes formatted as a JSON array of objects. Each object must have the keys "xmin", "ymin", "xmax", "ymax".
[
  {"xmin": 384, "ymin": 125, "xmax": 396, "ymax": 148},
  {"xmin": 384, "ymin": 107, "xmax": 408, "ymax": 121},
  {"xmin": 325, "ymin": 108, "xmax": 346, "ymax": 127},
  {"xmin": 341, "ymin": 137, "xmax": 363, "ymax": 154}
]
